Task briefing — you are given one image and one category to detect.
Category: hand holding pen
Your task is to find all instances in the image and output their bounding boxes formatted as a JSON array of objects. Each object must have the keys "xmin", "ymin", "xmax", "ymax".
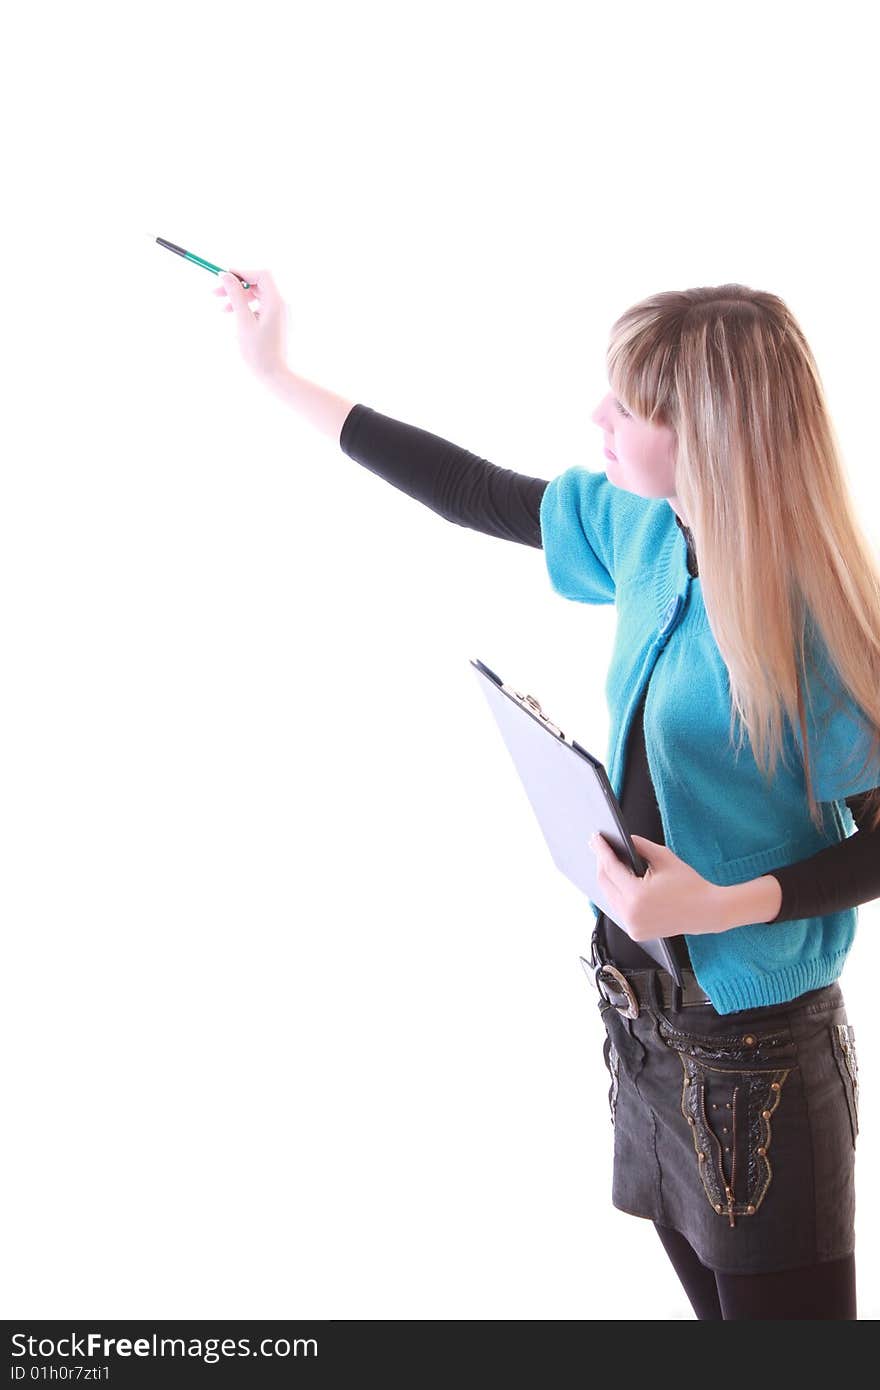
[
  {"xmin": 151, "ymin": 235, "xmax": 291, "ymax": 387},
  {"xmin": 213, "ymin": 267, "xmax": 291, "ymax": 387}
]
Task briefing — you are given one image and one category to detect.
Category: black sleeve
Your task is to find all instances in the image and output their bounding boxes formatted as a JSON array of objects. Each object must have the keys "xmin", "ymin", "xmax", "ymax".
[
  {"xmin": 339, "ymin": 403, "xmax": 547, "ymax": 548},
  {"xmin": 765, "ymin": 790, "xmax": 880, "ymax": 923}
]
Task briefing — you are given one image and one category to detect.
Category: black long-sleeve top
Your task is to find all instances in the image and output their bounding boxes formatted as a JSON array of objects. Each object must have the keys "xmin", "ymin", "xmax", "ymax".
[{"xmin": 338, "ymin": 403, "xmax": 880, "ymax": 970}]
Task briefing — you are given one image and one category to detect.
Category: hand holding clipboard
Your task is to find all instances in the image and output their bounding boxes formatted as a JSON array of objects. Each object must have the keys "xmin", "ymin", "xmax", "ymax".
[{"xmin": 471, "ymin": 657, "xmax": 686, "ymax": 985}]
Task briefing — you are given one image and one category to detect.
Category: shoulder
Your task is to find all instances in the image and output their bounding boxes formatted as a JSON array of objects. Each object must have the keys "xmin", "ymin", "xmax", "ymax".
[
  {"xmin": 541, "ymin": 466, "xmax": 670, "ymax": 563},
  {"xmin": 538, "ymin": 467, "xmax": 672, "ymax": 604}
]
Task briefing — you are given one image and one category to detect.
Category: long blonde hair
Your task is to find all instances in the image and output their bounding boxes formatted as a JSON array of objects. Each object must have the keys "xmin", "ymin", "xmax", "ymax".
[{"xmin": 607, "ymin": 284, "xmax": 880, "ymax": 834}]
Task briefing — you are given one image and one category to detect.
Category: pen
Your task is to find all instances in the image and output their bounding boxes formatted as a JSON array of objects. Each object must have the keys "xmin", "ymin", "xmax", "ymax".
[{"xmin": 149, "ymin": 235, "xmax": 251, "ymax": 289}]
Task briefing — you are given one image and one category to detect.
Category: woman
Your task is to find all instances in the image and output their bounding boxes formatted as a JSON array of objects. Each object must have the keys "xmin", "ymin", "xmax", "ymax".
[{"xmin": 215, "ymin": 272, "xmax": 879, "ymax": 1320}]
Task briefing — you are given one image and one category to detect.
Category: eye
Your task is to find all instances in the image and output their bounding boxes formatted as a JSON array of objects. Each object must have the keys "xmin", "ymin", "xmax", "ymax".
[{"xmin": 614, "ymin": 399, "xmax": 631, "ymax": 419}]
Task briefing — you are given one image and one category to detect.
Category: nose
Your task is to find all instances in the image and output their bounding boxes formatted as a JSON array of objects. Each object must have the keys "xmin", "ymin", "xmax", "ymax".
[{"xmin": 590, "ymin": 398, "xmax": 608, "ymax": 427}]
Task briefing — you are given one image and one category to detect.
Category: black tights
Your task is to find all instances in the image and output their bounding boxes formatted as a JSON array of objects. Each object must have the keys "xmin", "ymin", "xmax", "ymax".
[{"xmin": 653, "ymin": 1223, "xmax": 857, "ymax": 1320}]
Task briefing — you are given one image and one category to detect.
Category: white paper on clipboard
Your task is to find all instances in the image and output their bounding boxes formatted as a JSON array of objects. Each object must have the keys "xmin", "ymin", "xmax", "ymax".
[{"xmin": 470, "ymin": 657, "xmax": 685, "ymax": 985}]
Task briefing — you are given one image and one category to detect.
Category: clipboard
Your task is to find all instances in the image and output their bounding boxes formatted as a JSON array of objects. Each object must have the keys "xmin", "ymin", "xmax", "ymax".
[{"xmin": 471, "ymin": 657, "xmax": 686, "ymax": 986}]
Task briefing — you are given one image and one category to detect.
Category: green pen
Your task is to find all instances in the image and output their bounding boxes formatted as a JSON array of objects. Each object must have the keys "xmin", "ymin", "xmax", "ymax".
[{"xmin": 149, "ymin": 235, "xmax": 251, "ymax": 289}]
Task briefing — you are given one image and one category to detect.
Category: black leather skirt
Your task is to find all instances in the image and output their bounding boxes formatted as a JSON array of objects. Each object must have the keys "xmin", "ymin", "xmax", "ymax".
[{"xmin": 595, "ymin": 959, "xmax": 860, "ymax": 1275}]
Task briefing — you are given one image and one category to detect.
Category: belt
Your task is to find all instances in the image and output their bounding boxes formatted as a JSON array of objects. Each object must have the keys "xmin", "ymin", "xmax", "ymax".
[{"xmin": 580, "ymin": 930, "xmax": 712, "ymax": 1019}]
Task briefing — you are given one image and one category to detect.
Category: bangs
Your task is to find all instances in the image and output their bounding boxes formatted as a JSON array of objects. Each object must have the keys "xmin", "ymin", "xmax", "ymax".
[{"xmin": 606, "ymin": 329, "xmax": 676, "ymax": 426}]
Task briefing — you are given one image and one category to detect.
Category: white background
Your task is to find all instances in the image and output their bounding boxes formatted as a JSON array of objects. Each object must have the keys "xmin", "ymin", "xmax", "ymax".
[{"xmin": 2, "ymin": 0, "xmax": 878, "ymax": 1321}]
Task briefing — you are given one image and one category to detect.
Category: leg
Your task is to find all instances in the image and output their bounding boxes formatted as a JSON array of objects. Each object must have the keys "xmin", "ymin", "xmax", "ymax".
[
  {"xmin": 715, "ymin": 1253, "xmax": 857, "ymax": 1320},
  {"xmin": 653, "ymin": 1222, "xmax": 723, "ymax": 1320}
]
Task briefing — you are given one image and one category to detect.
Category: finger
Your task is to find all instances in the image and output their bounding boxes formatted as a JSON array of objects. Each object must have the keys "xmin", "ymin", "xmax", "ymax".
[
  {"xmin": 224, "ymin": 272, "xmax": 260, "ymax": 303},
  {"xmin": 630, "ymin": 835, "xmax": 661, "ymax": 851},
  {"xmin": 629, "ymin": 834, "xmax": 663, "ymax": 873},
  {"xmin": 227, "ymin": 267, "xmax": 264, "ymax": 285},
  {"xmin": 592, "ymin": 835, "xmax": 633, "ymax": 898},
  {"xmin": 229, "ymin": 268, "xmax": 278, "ymax": 304},
  {"xmin": 214, "ymin": 283, "xmax": 243, "ymax": 297},
  {"xmin": 218, "ymin": 272, "xmax": 255, "ymax": 321},
  {"xmin": 218, "ymin": 271, "xmax": 244, "ymax": 297}
]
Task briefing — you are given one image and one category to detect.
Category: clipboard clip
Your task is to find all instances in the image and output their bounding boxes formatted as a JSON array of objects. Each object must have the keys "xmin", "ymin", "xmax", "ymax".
[{"xmin": 503, "ymin": 685, "xmax": 564, "ymax": 740}]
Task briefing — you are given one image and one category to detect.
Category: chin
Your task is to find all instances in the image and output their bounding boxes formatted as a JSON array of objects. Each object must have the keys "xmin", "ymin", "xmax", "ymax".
[{"xmin": 605, "ymin": 458, "xmax": 626, "ymax": 484}]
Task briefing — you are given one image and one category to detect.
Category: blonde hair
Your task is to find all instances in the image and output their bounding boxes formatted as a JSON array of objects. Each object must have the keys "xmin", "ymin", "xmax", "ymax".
[{"xmin": 607, "ymin": 284, "xmax": 880, "ymax": 834}]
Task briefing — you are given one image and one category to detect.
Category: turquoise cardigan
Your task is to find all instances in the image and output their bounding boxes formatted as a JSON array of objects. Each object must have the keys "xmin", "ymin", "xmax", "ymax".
[{"xmin": 539, "ymin": 467, "xmax": 880, "ymax": 1014}]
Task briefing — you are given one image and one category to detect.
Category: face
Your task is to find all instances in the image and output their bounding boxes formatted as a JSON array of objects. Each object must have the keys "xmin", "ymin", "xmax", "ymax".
[{"xmin": 591, "ymin": 389, "xmax": 678, "ymax": 501}]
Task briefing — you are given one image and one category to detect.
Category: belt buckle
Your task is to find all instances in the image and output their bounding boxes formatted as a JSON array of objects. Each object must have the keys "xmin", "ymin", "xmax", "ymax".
[{"xmin": 594, "ymin": 962, "xmax": 640, "ymax": 1020}]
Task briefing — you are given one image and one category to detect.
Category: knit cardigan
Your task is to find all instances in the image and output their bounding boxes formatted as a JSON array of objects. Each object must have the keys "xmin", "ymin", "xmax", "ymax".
[{"xmin": 539, "ymin": 466, "xmax": 880, "ymax": 1014}]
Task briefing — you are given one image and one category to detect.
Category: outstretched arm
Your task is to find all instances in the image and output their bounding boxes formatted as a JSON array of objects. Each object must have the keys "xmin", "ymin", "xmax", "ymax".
[{"xmin": 338, "ymin": 404, "xmax": 547, "ymax": 548}]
